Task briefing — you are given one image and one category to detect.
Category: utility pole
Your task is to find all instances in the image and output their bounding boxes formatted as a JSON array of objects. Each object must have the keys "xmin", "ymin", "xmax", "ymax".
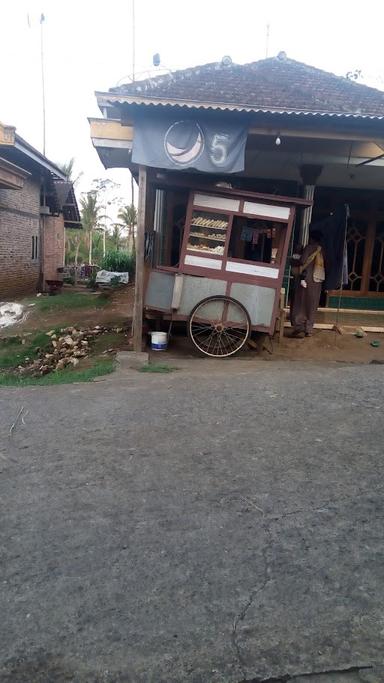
[
  {"xmin": 40, "ymin": 12, "xmax": 46, "ymax": 155},
  {"xmin": 132, "ymin": 0, "xmax": 136, "ymax": 83},
  {"xmin": 131, "ymin": 0, "xmax": 136, "ymax": 208}
]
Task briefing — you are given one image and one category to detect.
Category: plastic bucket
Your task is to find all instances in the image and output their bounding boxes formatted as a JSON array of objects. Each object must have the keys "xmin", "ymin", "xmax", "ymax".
[{"xmin": 150, "ymin": 331, "xmax": 168, "ymax": 351}]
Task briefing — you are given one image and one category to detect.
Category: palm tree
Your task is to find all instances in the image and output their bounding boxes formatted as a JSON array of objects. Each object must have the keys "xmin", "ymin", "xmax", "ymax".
[
  {"xmin": 80, "ymin": 191, "xmax": 101, "ymax": 265},
  {"xmin": 111, "ymin": 223, "xmax": 124, "ymax": 251},
  {"xmin": 57, "ymin": 157, "xmax": 83, "ymax": 186},
  {"xmin": 117, "ymin": 204, "xmax": 137, "ymax": 252}
]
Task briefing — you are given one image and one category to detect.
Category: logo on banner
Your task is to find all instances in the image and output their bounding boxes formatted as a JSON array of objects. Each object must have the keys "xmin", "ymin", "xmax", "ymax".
[{"xmin": 164, "ymin": 121, "xmax": 204, "ymax": 166}]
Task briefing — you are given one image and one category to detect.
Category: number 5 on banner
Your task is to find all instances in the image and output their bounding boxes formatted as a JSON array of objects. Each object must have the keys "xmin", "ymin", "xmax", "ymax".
[{"xmin": 210, "ymin": 133, "xmax": 230, "ymax": 166}]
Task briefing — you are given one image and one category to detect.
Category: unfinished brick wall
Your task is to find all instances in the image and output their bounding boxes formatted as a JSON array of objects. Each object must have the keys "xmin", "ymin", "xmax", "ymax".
[
  {"xmin": 0, "ymin": 176, "xmax": 41, "ymax": 298},
  {"xmin": 42, "ymin": 215, "xmax": 65, "ymax": 285}
]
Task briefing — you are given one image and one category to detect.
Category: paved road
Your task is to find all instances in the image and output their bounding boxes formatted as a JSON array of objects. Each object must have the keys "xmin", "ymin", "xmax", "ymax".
[{"xmin": 1, "ymin": 360, "xmax": 384, "ymax": 683}]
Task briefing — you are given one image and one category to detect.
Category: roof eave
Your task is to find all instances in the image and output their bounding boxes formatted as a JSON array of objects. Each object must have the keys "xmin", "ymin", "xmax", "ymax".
[
  {"xmin": 14, "ymin": 134, "xmax": 68, "ymax": 179},
  {"xmin": 95, "ymin": 91, "xmax": 384, "ymax": 121}
]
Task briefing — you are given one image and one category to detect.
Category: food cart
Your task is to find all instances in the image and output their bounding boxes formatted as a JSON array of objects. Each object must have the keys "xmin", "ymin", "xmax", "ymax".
[{"xmin": 144, "ymin": 186, "xmax": 311, "ymax": 357}]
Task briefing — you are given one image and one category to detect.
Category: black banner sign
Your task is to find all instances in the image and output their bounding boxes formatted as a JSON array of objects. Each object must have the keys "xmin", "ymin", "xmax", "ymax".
[{"xmin": 132, "ymin": 114, "xmax": 248, "ymax": 173}]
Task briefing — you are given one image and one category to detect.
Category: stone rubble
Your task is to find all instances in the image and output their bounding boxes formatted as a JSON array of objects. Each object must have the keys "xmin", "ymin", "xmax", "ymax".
[{"xmin": 16, "ymin": 325, "xmax": 129, "ymax": 377}]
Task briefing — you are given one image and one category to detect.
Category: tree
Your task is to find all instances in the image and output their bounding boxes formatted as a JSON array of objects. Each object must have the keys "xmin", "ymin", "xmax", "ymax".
[
  {"xmin": 110, "ymin": 223, "xmax": 125, "ymax": 250},
  {"xmin": 65, "ymin": 230, "xmax": 83, "ymax": 283},
  {"xmin": 57, "ymin": 157, "xmax": 83, "ymax": 186},
  {"xmin": 117, "ymin": 204, "xmax": 137, "ymax": 252},
  {"xmin": 79, "ymin": 191, "xmax": 101, "ymax": 265}
]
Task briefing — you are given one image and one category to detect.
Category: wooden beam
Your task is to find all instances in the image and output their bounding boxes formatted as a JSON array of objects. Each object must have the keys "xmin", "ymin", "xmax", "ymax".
[
  {"xmin": 133, "ymin": 165, "xmax": 147, "ymax": 352},
  {"xmin": 249, "ymin": 126, "xmax": 384, "ymax": 145},
  {"xmin": 88, "ymin": 118, "xmax": 133, "ymax": 142}
]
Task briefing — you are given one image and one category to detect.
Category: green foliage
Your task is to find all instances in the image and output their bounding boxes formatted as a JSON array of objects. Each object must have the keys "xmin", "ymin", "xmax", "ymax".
[
  {"xmin": 118, "ymin": 204, "xmax": 137, "ymax": 227},
  {"xmin": 117, "ymin": 204, "xmax": 137, "ymax": 251},
  {"xmin": 0, "ymin": 331, "xmax": 53, "ymax": 369},
  {"xmin": 86, "ymin": 271, "xmax": 98, "ymax": 289},
  {"xmin": 101, "ymin": 250, "xmax": 135, "ymax": 279},
  {"xmin": 79, "ymin": 191, "xmax": 100, "ymax": 231},
  {"xmin": 57, "ymin": 157, "xmax": 83, "ymax": 186}
]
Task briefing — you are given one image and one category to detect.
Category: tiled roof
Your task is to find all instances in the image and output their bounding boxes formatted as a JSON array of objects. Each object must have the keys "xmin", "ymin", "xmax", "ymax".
[{"xmin": 107, "ymin": 55, "xmax": 384, "ymax": 119}]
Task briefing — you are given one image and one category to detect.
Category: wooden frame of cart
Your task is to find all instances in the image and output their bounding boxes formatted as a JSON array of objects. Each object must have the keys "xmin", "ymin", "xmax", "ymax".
[{"xmin": 144, "ymin": 182, "xmax": 311, "ymax": 356}]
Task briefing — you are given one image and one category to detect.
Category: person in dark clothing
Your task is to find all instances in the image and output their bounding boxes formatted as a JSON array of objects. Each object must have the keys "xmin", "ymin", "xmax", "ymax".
[{"xmin": 291, "ymin": 230, "xmax": 325, "ymax": 337}]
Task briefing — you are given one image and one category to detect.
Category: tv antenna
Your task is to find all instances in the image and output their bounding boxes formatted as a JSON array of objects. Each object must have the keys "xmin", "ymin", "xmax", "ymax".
[
  {"xmin": 131, "ymin": 0, "xmax": 136, "ymax": 82},
  {"xmin": 265, "ymin": 23, "xmax": 270, "ymax": 58},
  {"xmin": 40, "ymin": 12, "xmax": 46, "ymax": 155}
]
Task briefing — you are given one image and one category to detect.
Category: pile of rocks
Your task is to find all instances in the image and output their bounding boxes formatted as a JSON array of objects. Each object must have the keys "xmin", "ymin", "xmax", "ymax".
[{"xmin": 18, "ymin": 325, "xmax": 105, "ymax": 377}]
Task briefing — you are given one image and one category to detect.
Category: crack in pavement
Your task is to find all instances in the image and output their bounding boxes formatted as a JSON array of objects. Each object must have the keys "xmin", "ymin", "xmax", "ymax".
[{"xmin": 232, "ymin": 516, "xmax": 274, "ymax": 681}]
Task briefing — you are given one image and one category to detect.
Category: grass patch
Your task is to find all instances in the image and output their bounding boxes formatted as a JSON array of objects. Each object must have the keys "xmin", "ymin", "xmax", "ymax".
[
  {"xmin": 25, "ymin": 291, "xmax": 110, "ymax": 313},
  {"xmin": 139, "ymin": 363, "xmax": 175, "ymax": 373},
  {"xmin": 0, "ymin": 358, "xmax": 115, "ymax": 386},
  {"xmin": 0, "ymin": 331, "xmax": 53, "ymax": 368},
  {"xmin": 0, "ymin": 326, "xmax": 117, "ymax": 386}
]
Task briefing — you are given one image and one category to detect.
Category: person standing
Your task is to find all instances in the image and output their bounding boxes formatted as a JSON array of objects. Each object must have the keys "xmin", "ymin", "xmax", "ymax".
[{"xmin": 290, "ymin": 231, "xmax": 325, "ymax": 337}]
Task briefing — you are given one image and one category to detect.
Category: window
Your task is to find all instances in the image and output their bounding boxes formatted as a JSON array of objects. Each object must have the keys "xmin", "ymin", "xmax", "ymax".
[
  {"xmin": 228, "ymin": 217, "xmax": 283, "ymax": 265},
  {"xmin": 31, "ymin": 235, "xmax": 39, "ymax": 260}
]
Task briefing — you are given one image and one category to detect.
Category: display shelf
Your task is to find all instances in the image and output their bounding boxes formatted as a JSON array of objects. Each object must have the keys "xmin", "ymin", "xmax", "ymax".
[
  {"xmin": 189, "ymin": 233, "xmax": 226, "ymax": 242},
  {"xmin": 190, "ymin": 222, "xmax": 228, "ymax": 231},
  {"xmin": 187, "ymin": 245, "xmax": 225, "ymax": 255}
]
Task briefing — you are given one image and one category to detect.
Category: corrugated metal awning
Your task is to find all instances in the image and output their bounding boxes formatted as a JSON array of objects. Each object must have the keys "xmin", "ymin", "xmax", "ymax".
[{"xmin": 96, "ymin": 91, "xmax": 384, "ymax": 120}]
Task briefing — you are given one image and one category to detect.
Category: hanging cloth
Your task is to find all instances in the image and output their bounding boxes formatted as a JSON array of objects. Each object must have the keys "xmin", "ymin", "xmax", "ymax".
[{"xmin": 308, "ymin": 204, "xmax": 349, "ymax": 290}]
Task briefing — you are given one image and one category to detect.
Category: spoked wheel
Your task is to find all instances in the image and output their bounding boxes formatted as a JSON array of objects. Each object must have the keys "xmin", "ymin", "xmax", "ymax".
[{"xmin": 188, "ymin": 295, "xmax": 251, "ymax": 358}]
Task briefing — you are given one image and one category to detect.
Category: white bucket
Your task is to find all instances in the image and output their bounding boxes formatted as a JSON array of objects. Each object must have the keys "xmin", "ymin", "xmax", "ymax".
[{"xmin": 150, "ymin": 331, "xmax": 168, "ymax": 351}]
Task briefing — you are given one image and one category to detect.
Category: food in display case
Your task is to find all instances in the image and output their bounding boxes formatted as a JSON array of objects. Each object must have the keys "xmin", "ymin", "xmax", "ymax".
[{"xmin": 187, "ymin": 210, "xmax": 229, "ymax": 256}]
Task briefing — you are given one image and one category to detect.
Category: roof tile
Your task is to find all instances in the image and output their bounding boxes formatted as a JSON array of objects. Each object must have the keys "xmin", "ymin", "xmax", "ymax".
[{"xmin": 110, "ymin": 56, "xmax": 384, "ymax": 117}]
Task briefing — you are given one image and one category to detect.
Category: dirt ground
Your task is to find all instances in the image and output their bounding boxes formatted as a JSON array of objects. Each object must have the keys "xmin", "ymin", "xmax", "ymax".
[
  {"xmin": 160, "ymin": 328, "xmax": 384, "ymax": 366},
  {"xmin": 2, "ymin": 286, "xmax": 384, "ymax": 367},
  {"xmin": 275, "ymin": 330, "xmax": 384, "ymax": 364},
  {"xmin": 0, "ymin": 286, "xmax": 134, "ymax": 337}
]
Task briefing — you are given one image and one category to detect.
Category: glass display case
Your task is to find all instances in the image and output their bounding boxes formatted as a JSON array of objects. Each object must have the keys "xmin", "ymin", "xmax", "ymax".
[{"xmin": 187, "ymin": 210, "xmax": 229, "ymax": 256}]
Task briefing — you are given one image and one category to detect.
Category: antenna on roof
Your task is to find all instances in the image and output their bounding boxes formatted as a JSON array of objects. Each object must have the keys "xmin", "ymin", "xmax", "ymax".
[
  {"xmin": 153, "ymin": 53, "xmax": 161, "ymax": 67},
  {"xmin": 132, "ymin": 0, "xmax": 136, "ymax": 82},
  {"xmin": 40, "ymin": 13, "xmax": 46, "ymax": 155},
  {"xmin": 265, "ymin": 23, "xmax": 270, "ymax": 58}
]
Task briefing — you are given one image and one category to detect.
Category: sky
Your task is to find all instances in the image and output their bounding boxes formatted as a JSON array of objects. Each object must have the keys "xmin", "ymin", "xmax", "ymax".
[{"xmin": 1, "ymin": 0, "xmax": 383, "ymax": 211}]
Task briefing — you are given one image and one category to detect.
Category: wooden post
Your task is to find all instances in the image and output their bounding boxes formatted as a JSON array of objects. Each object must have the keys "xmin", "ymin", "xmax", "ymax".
[
  {"xmin": 133, "ymin": 165, "xmax": 147, "ymax": 352},
  {"xmin": 299, "ymin": 165, "xmax": 322, "ymax": 245}
]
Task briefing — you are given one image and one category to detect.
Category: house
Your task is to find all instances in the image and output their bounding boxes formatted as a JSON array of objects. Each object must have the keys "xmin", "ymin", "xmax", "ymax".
[
  {"xmin": 90, "ymin": 53, "xmax": 384, "ymax": 350},
  {"xmin": 0, "ymin": 122, "xmax": 81, "ymax": 298}
]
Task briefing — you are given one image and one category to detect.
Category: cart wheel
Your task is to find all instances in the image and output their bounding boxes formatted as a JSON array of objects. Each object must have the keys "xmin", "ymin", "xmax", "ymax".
[{"xmin": 188, "ymin": 295, "xmax": 250, "ymax": 358}]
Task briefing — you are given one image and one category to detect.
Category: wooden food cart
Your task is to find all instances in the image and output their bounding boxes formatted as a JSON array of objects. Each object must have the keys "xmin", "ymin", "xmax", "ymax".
[{"xmin": 145, "ymin": 186, "xmax": 310, "ymax": 357}]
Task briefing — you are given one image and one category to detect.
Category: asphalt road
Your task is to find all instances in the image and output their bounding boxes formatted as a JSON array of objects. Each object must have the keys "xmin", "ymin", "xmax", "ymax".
[{"xmin": 1, "ymin": 359, "xmax": 384, "ymax": 683}]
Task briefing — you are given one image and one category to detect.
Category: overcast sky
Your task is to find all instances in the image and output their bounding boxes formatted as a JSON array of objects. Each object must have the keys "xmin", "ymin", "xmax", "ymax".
[{"xmin": 2, "ymin": 0, "xmax": 383, "ymax": 207}]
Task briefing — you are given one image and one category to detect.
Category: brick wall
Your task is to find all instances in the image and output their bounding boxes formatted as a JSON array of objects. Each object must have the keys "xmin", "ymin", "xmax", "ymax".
[
  {"xmin": 0, "ymin": 176, "xmax": 41, "ymax": 298},
  {"xmin": 42, "ymin": 215, "xmax": 65, "ymax": 285}
]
